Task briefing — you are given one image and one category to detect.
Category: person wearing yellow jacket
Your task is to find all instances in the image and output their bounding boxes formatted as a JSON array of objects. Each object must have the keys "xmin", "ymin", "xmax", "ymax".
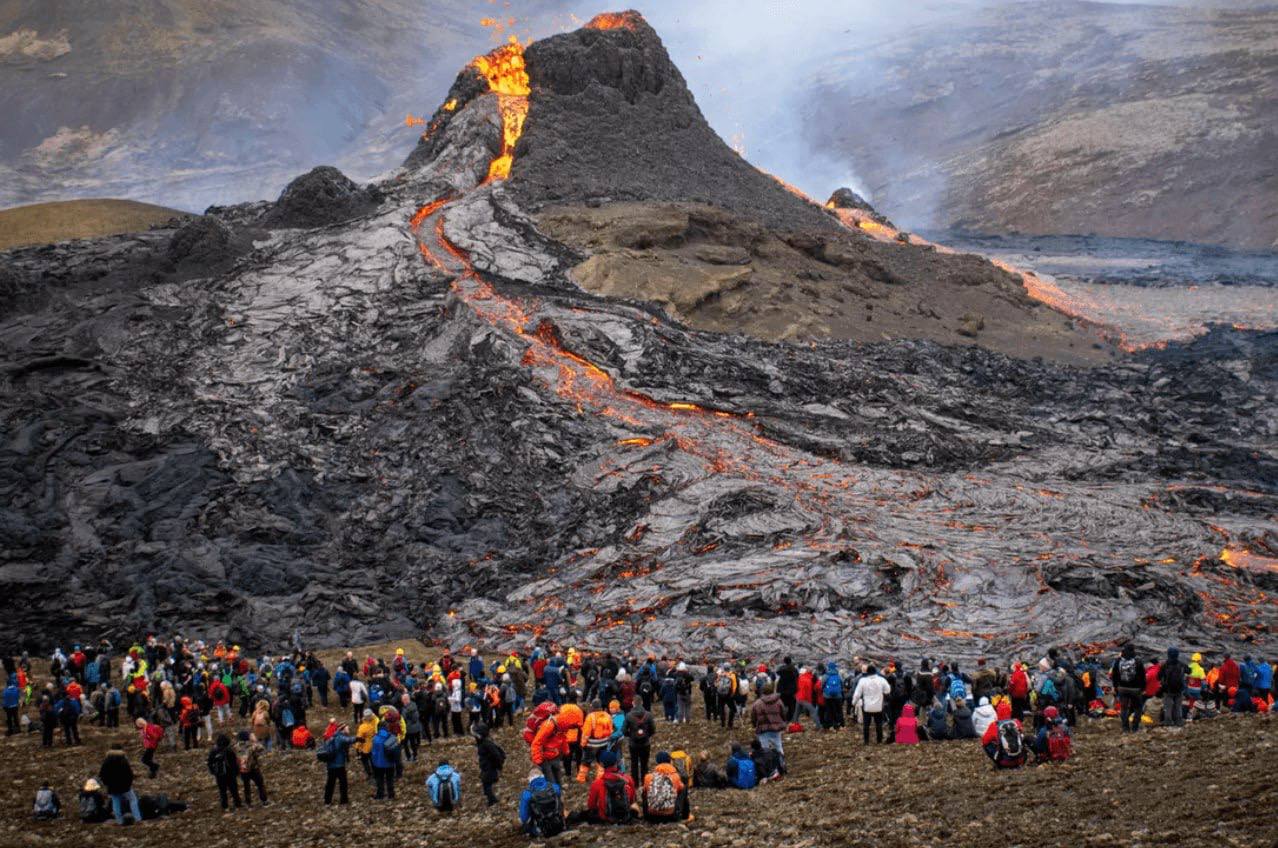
[
  {"xmin": 355, "ymin": 709, "xmax": 378, "ymax": 780},
  {"xmin": 1187, "ymin": 653, "xmax": 1207, "ymax": 702}
]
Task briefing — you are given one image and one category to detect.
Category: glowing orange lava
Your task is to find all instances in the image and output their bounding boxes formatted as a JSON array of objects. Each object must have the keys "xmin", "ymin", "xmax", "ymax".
[
  {"xmin": 587, "ymin": 11, "xmax": 641, "ymax": 30},
  {"xmin": 470, "ymin": 36, "xmax": 530, "ymax": 181}
]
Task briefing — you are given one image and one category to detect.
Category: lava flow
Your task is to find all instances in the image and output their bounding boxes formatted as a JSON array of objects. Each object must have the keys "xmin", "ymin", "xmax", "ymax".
[{"xmin": 471, "ymin": 37, "xmax": 530, "ymax": 181}]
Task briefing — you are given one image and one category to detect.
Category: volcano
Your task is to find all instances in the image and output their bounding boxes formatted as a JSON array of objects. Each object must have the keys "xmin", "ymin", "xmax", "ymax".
[{"xmin": 1, "ymin": 11, "xmax": 1274, "ymax": 661}]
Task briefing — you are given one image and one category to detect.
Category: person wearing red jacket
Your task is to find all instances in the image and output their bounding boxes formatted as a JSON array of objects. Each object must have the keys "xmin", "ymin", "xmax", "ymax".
[
  {"xmin": 1217, "ymin": 655, "xmax": 1241, "ymax": 708},
  {"xmin": 1008, "ymin": 663, "xmax": 1030, "ymax": 720},
  {"xmin": 795, "ymin": 667, "xmax": 818, "ymax": 723},
  {"xmin": 576, "ymin": 749, "xmax": 635, "ymax": 825},
  {"xmin": 209, "ymin": 677, "xmax": 231, "ymax": 725},
  {"xmin": 136, "ymin": 717, "xmax": 164, "ymax": 778}
]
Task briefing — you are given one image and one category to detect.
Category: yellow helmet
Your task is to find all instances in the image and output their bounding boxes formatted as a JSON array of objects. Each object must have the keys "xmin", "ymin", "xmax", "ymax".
[
  {"xmin": 396, "ymin": 648, "xmax": 404, "ymax": 656},
  {"xmin": 1192, "ymin": 652, "xmax": 1202, "ymax": 663},
  {"xmin": 496, "ymin": 665, "xmax": 506, "ymax": 674}
]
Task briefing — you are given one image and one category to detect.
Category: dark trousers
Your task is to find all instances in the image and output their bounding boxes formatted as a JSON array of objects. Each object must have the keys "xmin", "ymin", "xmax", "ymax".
[
  {"xmin": 182, "ymin": 725, "xmax": 199, "ymax": 749},
  {"xmin": 41, "ymin": 719, "xmax": 54, "ymax": 747},
  {"xmin": 704, "ymin": 692, "xmax": 716, "ymax": 720},
  {"xmin": 720, "ymin": 699, "xmax": 736, "ymax": 728},
  {"xmin": 630, "ymin": 744, "xmax": 651, "ymax": 785},
  {"xmin": 141, "ymin": 747, "xmax": 158, "ymax": 777},
  {"xmin": 1119, "ymin": 693, "xmax": 1142, "ymax": 732},
  {"xmin": 374, "ymin": 767, "xmax": 395, "ymax": 799},
  {"xmin": 781, "ymin": 693, "xmax": 797, "ymax": 722},
  {"xmin": 405, "ymin": 732, "xmax": 420, "ymax": 761},
  {"xmin": 316, "ymin": 684, "xmax": 328, "ymax": 707},
  {"xmin": 823, "ymin": 698, "xmax": 843, "ymax": 729},
  {"xmin": 215, "ymin": 774, "xmax": 242, "ymax": 810},
  {"xmin": 241, "ymin": 769, "xmax": 267, "ymax": 805},
  {"xmin": 353, "ymin": 703, "xmax": 364, "ymax": 725},
  {"xmin": 106, "ymin": 707, "xmax": 119, "ymax": 728},
  {"xmin": 482, "ymin": 778, "xmax": 498, "ymax": 805},
  {"xmin": 4, "ymin": 706, "xmax": 18, "ymax": 734},
  {"xmin": 337, "ymin": 691, "xmax": 350, "ymax": 708},
  {"xmin": 1012, "ymin": 696, "xmax": 1030, "ymax": 722},
  {"xmin": 451, "ymin": 712, "xmax": 463, "ymax": 735},
  {"xmin": 62, "ymin": 718, "xmax": 81, "ymax": 745},
  {"xmin": 862, "ymin": 710, "xmax": 885, "ymax": 744},
  {"xmin": 358, "ymin": 752, "xmax": 372, "ymax": 779},
  {"xmin": 324, "ymin": 767, "xmax": 349, "ymax": 804}
]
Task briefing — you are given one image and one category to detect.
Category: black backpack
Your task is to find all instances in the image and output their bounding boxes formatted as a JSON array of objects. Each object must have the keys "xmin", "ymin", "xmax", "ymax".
[
  {"xmin": 209, "ymin": 749, "xmax": 230, "ymax": 778},
  {"xmin": 638, "ymin": 678, "xmax": 654, "ymax": 697},
  {"xmin": 526, "ymin": 785, "xmax": 564, "ymax": 837},
  {"xmin": 436, "ymin": 778, "xmax": 454, "ymax": 812},
  {"xmin": 603, "ymin": 775, "xmax": 632, "ymax": 823},
  {"xmin": 1117, "ymin": 657, "xmax": 1140, "ymax": 688}
]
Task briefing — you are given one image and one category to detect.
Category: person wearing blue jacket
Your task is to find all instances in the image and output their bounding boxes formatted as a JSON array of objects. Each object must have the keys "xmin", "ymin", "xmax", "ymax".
[
  {"xmin": 56, "ymin": 691, "xmax": 82, "ymax": 745},
  {"xmin": 333, "ymin": 669, "xmax": 351, "ymax": 708},
  {"xmin": 468, "ymin": 650, "xmax": 485, "ymax": 684},
  {"xmin": 370, "ymin": 726, "xmax": 398, "ymax": 800},
  {"xmin": 724, "ymin": 743, "xmax": 757, "ymax": 789},
  {"xmin": 544, "ymin": 661, "xmax": 563, "ymax": 706},
  {"xmin": 425, "ymin": 760, "xmax": 461, "ymax": 811},
  {"xmin": 1254, "ymin": 658, "xmax": 1274, "ymax": 696},
  {"xmin": 519, "ymin": 767, "xmax": 565, "ymax": 836},
  {"xmin": 322, "ymin": 725, "xmax": 355, "ymax": 805},
  {"xmin": 821, "ymin": 662, "xmax": 844, "ymax": 729},
  {"xmin": 3, "ymin": 676, "xmax": 20, "ymax": 735}
]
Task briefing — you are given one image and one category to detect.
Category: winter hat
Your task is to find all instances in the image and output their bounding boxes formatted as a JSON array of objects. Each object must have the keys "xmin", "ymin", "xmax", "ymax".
[
  {"xmin": 656, "ymin": 751, "xmax": 671, "ymax": 764},
  {"xmin": 528, "ymin": 767, "xmax": 544, "ymax": 782},
  {"xmin": 979, "ymin": 697, "xmax": 990, "ymax": 706},
  {"xmin": 1168, "ymin": 647, "xmax": 1179, "ymax": 659},
  {"xmin": 599, "ymin": 750, "xmax": 619, "ymax": 768},
  {"xmin": 1043, "ymin": 706, "xmax": 1059, "ymax": 720}
]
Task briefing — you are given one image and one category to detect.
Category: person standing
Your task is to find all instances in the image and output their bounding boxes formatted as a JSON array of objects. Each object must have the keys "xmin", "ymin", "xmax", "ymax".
[
  {"xmin": 623, "ymin": 703, "xmax": 656, "ymax": 785},
  {"xmin": 370, "ymin": 720, "xmax": 399, "ymax": 800},
  {"xmin": 136, "ymin": 716, "xmax": 163, "ymax": 778},
  {"xmin": 473, "ymin": 722, "xmax": 506, "ymax": 806},
  {"xmin": 3, "ymin": 675, "xmax": 19, "ymax": 735},
  {"xmin": 236, "ymin": 730, "xmax": 268, "ymax": 807},
  {"xmin": 1158, "ymin": 647, "xmax": 1187, "ymax": 727},
  {"xmin": 321, "ymin": 723, "xmax": 355, "ymax": 805},
  {"xmin": 749, "ymin": 683, "xmax": 788, "ymax": 754},
  {"xmin": 776, "ymin": 657, "xmax": 799, "ymax": 722},
  {"xmin": 97, "ymin": 745, "xmax": 142, "ymax": 825},
  {"xmin": 1110, "ymin": 645, "xmax": 1146, "ymax": 733},
  {"xmin": 850, "ymin": 665, "xmax": 892, "ymax": 745},
  {"xmin": 207, "ymin": 733, "xmax": 242, "ymax": 812}
]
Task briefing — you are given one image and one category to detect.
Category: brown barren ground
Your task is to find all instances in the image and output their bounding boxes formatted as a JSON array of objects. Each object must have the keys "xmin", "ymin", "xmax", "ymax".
[{"xmin": 0, "ymin": 199, "xmax": 187, "ymax": 249}]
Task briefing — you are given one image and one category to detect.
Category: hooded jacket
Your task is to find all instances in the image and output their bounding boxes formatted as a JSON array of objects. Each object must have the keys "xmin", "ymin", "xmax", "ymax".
[
  {"xmin": 950, "ymin": 701, "xmax": 977, "ymax": 739},
  {"xmin": 851, "ymin": 672, "xmax": 891, "ymax": 713},
  {"xmin": 926, "ymin": 705, "xmax": 950, "ymax": 740},
  {"xmin": 894, "ymin": 704, "xmax": 919, "ymax": 744},
  {"xmin": 622, "ymin": 707, "xmax": 655, "ymax": 748},
  {"xmin": 981, "ymin": 701, "xmax": 1016, "ymax": 746},
  {"xmin": 586, "ymin": 766, "xmax": 634, "ymax": 821},
  {"xmin": 749, "ymin": 692, "xmax": 787, "ymax": 732},
  {"xmin": 425, "ymin": 763, "xmax": 461, "ymax": 807},
  {"xmin": 473, "ymin": 724, "xmax": 506, "ymax": 781},
  {"xmin": 98, "ymin": 749, "xmax": 134, "ymax": 795},
  {"xmin": 972, "ymin": 697, "xmax": 998, "ymax": 737},
  {"xmin": 519, "ymin": 775, "xmax": 562, "ymax": 828}
]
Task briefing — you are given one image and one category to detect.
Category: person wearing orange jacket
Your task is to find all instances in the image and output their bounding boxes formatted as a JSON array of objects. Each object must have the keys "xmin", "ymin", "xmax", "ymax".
[
  {"xmin": 558, "ymin": 698, "xmax": 586, "ymax": 786},
  {"xmin": 580, "ymin": 701, "xmax": 615, "ymax": 782},
  {"xmin": 642, "ymin": 751, "xmax": 688, "ymax": 822},
  {"xmin": 533, "ymin": 708, "xmax": 581, "ymax": 789}
]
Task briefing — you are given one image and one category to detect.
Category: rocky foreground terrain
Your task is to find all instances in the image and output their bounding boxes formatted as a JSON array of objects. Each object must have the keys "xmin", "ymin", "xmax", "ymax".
[
  {"xmin": 1, "ymin": 646, "xmax": 1275, "ymax": 848},
  {"xmin": 1, "ymin": 13, "xmax": 1275, "ymax": 663}
]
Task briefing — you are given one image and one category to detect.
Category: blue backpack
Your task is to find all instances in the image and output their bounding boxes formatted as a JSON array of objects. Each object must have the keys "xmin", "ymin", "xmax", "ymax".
[
  {"xmin": 822, "ymin": 674, "xmax": 843, "ymax": 699},
  {"xmin": 1039, "ymin": 677, "xmax": 1058, "ymax": 701},
  {"xmin": 948, "ymin": 677, "xmax": 966, "ymax": 702},
  {"xmin": 732, "ymin": 756, "xmax": 757, "ymax": 789}
]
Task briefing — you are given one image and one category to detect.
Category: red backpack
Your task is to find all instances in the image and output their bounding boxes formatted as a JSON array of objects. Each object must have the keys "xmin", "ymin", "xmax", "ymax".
[
  {"xmin": 523, "ymin": 701, "xmax": 559, "ymax": 745},
  {"xmin": 1047, "ymin": 723, "xmax": 1072, "ymax": 762}
]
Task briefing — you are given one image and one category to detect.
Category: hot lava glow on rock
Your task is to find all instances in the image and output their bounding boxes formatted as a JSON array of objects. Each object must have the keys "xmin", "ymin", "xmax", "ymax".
[{"xmin": 470, "ymin": 37, "xmax": 530, "ymax": 181}]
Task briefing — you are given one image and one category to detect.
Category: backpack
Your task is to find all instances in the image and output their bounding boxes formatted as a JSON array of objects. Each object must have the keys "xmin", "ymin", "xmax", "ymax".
[
  {"xmin": 210, "ymin": 749, "xmax": 230, "ymax": 777},
  {"xmin": 646, "ymin": 770, "xmax": 678, "ymax": 816},
  {"xmin": 1038, "ymin": 677, "xmax": 1057, "ymax": 701},
  {"xmin": 948, "ymin": 677, "xmax": 966, "ymax": 702},
  {"xmin": 732, "ymin": 756, "xmax": 757, "ymax": 789},
  {"xmin": 281, "ymin": 706, "xmax": 294, "ymax": 727},
  {"xmin": 995, "ymin": 720, "xmax": 1025, "ymax": 766},
  {"xmin": 669, "ymin": 750, "xmax": 692, "ymax": 782},
  {"xmin": 1047, "ymin": 724, "xmax": 1072, "ymax": 762},
  {"xmin": 603, "ymin": 774, "xmax": 632, "ymax": 823},
  {"xmin": 822, "ymin": 673, "xmax": 843, "ymax": 699},
  {"xmin": 436, "ymin": 777, "xmax": 454, "ymax": 812},
  {"xmin": 716, "ymin": 674, "xmax": 734, "ymax": 697},
  {"xmin": 382, "ymin": 734, "xmax": 401, "ymax": 760},
  {"xmin": 316, "ymin": 737, "xmax": 336, "ymax": 764},
  {"xmin": 523, "ymin": 702, "xmax": 559, "ymax": 744},
  {"xmin": 1117, "ymin": 657, "xmax": 1140, "ymax": 688},
  {"xmin": 638, "ymin": 678, "xmax": 654, "ymax": 697},
  {"xmin": 526, "ymin": 784, "xmax": 564, "ymax": 837},
  {"xmin": 109, "ymin": 689, "xmax": 121, "ymax": 708}
]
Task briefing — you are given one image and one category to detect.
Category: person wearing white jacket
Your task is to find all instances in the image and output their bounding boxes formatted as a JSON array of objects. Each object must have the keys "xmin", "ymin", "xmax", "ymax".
[
  {"xmin": 850, "ymin": 666, "xmax": 893, "ymax": 745},
  {"xmin": 972, "ymin": 696, "xmax": 998, "ymax": 738}
]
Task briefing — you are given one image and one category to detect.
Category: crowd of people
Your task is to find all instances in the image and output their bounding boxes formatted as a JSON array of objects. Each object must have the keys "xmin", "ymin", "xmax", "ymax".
[{"xmin": 5, "ymin": 636, "xmax": 1275, "ymax": 834}]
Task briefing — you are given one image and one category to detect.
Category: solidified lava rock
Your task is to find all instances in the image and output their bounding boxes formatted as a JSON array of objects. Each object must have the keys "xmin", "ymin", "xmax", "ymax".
[
  {"xmin": 259, "ymin": 165, "xmax": 381, "ymax": 229},
  {"xmin": 509, "ymin": 13, "xmax": 837, "ymax": 232},
  {"xmin": 166, "ymin": 216, "xmax": 235, "ymax": 268}
]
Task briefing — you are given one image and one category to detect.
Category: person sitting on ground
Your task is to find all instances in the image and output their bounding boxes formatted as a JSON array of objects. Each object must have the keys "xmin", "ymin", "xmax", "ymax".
[
  {"xmin": 724, "ymin": 742, "xmax": 757, "ymax": 789},
  {"xmin": 572, "ymin": 749, "xmax": 635, "ymax": 825},
  {"xmin": 950, "ymin": 698, "xmax": 978, "ymax": 739},
  {"xmin": 749, "ymin": 737, "xmax": 785, "ymax": 782},
  {"xmin": 692, "ymin": 750, "xmax": 728, "ymax": 789},
  {"xmin": 925, "ymin": 702, "xmax": 950, "ymax": 741},
  {"xmin": 894, "ymin": 703, "xmax": 920, "ymax": 745},
  {"xmin": 981, "ymin": 701, "xmax": 1026, "ymax": 769},
  {"xmin": 32, "ymin": 781, "xmax": 60, "ymax": 820},
  {"xmin": 1032, "ymin": 705, "xmax": 1072, "ymax": 763},
  {"xmin": 972, "ymin": 696, "xmax": 997, "ymax": 739},
  {"xmin": 79, "ymin": 778, "xmax": 189, "ymax": 825},
  {"xmin": 519, "ymin": 767, "xmax": 565, "ymax": 838},
  {"xmin": 425, "ymin": 759, "xmax": 461, "ymax": 813},
  {"xmin": 642, "ymin": 751, "xmax": 689, "ymax": 822}
]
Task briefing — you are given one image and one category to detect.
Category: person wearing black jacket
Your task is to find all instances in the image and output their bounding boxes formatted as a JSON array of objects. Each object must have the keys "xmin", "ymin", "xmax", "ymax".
[
  {"xmin": 311, "ymin": 663, "xmax": 331, "ymax": 708},
  {"xmin": 776, "ymin": 657, "xmax": 799, "ymax": 722},
  {"xmin": 1158, "ymin": 647, "xmax": 1187, "ymax": 727},
  {"xmin": 1109, "ymin": 644, "xmax": 1146, "ymax": 733},
  {"xmin": 473, "ymin": 722, "xmax": 506, "ymax": 806},
  {"xmin": 207, "ymin": 734, "xmax": 242, "ymax": 812},
  {"xmin": 622, "ymin": 705, "xmax": 656, "ymax": 784},
  {"xmin": 97, "ymin": 747, "xmax": 142, "ymax": 825}
]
